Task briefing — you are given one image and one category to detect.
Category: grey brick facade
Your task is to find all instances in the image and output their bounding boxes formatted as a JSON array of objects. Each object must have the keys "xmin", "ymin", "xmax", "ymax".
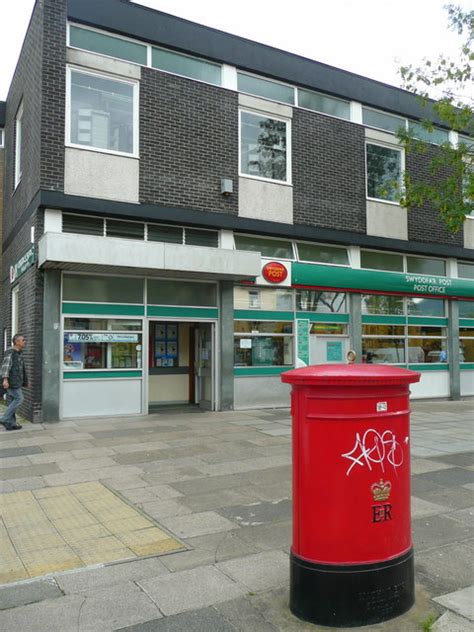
[
  {"xmin": 293, "ymin": 109, "xmax": 367, "ymax": 233},
  {"xmin": 139, "ymin": 68, "xmax": 239, "ymax": 216}
]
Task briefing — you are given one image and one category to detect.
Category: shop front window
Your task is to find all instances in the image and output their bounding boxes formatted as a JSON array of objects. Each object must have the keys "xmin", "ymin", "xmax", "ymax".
[
  {"xmin": 234, "ymin": 320, "xmax": 293, "ymax": 367},
  {"xmin": 362, "ymin": 294, "xmax": 404, "ymax": 315},
  {"xmin": 406, "ymin": 297, "xmax": 445, "ymax": 317},
  {"xmin": 407, "ymin": 326, "xmax": 447, "ymax": 363},
  {"xmin": 362, "ymin": 338, "xmax": 406, "ymax": 364},
  {"xmin": 296, "ymin": 291, "xmax": 347, "ymax": 313},
  {"xmin": 460, "ymin": 328, "xmax": 474, "ymax": 362},
  {"xmin": 63, "ymin": 318, "xmax": 142, "ymax": 370},
  {"xmin": 234, "ymin": 286, "xmax": 294, "ymax": 311}
]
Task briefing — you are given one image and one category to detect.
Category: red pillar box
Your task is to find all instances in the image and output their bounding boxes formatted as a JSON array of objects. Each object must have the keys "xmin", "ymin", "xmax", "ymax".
[{"xmin": 281, "ymin": 364, "xmax": 420, "ymax": 628}]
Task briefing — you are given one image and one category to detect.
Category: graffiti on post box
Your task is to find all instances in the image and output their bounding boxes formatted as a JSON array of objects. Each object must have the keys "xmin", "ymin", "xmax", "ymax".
[{"xmin": 342, "ymin": 429, "xmax": 404, "ymax": 476}]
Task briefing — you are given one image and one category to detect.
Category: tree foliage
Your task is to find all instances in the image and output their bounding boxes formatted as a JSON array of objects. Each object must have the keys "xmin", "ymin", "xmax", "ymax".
[{"xmin": 398, "ymin": 4, "xmax": 473, "ymax": 233}]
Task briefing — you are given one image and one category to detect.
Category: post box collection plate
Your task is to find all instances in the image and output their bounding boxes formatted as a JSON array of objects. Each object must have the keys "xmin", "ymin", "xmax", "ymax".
[{"xmin": 282, "ymin": 364, "xmax": 420, "ymax": 628}]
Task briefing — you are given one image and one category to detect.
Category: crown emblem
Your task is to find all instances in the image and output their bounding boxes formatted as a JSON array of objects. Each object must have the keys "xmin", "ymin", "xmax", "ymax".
[{"xmin": 371, "ymin": 479, "xmax": 391, "ymax": 502}]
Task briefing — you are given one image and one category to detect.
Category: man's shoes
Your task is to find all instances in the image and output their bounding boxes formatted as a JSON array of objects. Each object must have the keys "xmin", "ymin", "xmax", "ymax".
[{"xmin": 5, "ymin": 424, "xmax": 22, "ymax": 431}]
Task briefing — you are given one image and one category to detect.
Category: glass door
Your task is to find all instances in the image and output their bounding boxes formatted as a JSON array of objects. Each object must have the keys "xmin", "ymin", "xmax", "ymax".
[{"xmin": 195, "ymin": 323, "xmax": 214, "ymax": 410}]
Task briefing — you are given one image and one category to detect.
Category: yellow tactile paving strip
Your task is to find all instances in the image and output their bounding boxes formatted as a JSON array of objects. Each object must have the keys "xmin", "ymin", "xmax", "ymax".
[{"xmin": 0, "ymin": 482, "xmax": 184, "ymax": 584}]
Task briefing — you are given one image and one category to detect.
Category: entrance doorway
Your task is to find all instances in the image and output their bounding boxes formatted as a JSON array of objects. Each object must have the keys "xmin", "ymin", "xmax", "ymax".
[
  {"xmin": 147, "ymin": 320, "xmax": 216, "ymax": 411},
  {"xmin": 309, "ymin": 323, "xmax": 350, "ymax": 364}
]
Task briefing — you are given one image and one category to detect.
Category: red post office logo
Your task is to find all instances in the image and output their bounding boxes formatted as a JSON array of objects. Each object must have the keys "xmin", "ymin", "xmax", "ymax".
[{"xmin": 262, "ymin": 261, "xmax": 288, "ymax": 284}]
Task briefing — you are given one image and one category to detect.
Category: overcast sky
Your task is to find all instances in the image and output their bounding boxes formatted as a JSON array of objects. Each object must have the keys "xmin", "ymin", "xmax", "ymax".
[{"xmin": 0, "ymin": 0, "xmax": 471, "ymax": 101}]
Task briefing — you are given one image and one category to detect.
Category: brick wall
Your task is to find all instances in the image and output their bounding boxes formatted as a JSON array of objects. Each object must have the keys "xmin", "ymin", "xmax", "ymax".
[
  {"xmin": 406, "ymin": 145, "xmax": 464, "ymax": 246},
  {"xmin": 293, "ymin": 108, "xmax": 367, "ymax": 233},
  {"xmin": 139, "ymin": 68, "xmax": 239, "ymax": 216}
]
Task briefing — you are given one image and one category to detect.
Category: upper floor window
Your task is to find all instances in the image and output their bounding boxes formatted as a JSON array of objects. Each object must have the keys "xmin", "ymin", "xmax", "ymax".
[
  {"xmin": 234, "ymin": 234, "xmax": 294, "ymax": 259},
  {"xmin": 67, "ymin": 67, "xmax": 138, "ymax": 156},
  {"xmin": 152, "ymin": 47, "xmax": 221, "ymax": 85},
  {"xmin": 458, "ymin": 261, "xmax": 474, "ymax": 280},
  {"xmin": 240, "ymin": 110, "xmax": 290, "ymax": 183},
  {"xmin": 69, "ymin": 24, "xmax": 148, "ymax": 65},
  {"xmin": 14, "ymin": 101, "xmax": 24, "ymax": 189},
  {"xmin": 366, "ymin": 142, "xmax": 403, "ymax": 203},
  {"xmin": 238, "ymin": 72, "xmax": 294, "ymax": 105},
  {"xmin": 408, "ymin": 121, "xmax": 449, "ymax": 146},
  {"xmin": 298, "ymin": 88, "xmax": 350, "ymax": 120},
  {"xmin": 362, "ymin": 108, "xmax": 405, "ymax": 134}
]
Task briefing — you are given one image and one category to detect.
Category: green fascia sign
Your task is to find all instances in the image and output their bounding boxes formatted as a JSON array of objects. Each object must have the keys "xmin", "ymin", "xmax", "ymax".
[
  {"xmin": 292, "ymin": 262, "xmax": 474, "ymax": 299},
  {"xmin": 10, "ymin": 246, "xmax": 36, "ymax": 284}
]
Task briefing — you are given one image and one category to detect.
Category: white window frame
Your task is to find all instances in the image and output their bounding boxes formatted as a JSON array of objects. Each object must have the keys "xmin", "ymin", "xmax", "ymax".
[
  {"xmin": 239, "ymin": 108, "xmax": 292, "ymax": 185},
  {"xmin": 365, "ymin": 140, "xmax": 405, "ymax": 205},
  {"xmin": 233, "ymin": 232, "xmax": 296, "ymax": 261},
  {"xmin": 0, "ymin": 128, "xmax": 4, "ymax": 148},
  {"xmin": 14, "ymin": 101, "xmax": 24, "ymax": 189},
  {"xmin": 65, "ymin": 65, "xmax": 139, "ymax": 158},
  {"xmin": 11, "ymin": 286, "xmax": 19, "ymax": 339}
]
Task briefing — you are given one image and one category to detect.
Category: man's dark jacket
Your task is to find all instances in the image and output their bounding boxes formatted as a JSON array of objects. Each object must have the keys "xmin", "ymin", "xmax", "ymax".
[{"xmin": 1, "ymin": 347, "xmax": 28, "ymax": 389}]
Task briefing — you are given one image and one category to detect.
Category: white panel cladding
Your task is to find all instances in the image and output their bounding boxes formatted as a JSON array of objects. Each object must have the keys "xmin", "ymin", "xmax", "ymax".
[
  {"xmin": 62, "ymin": 378, "xmax": 142, "ymax": 418},
  {"xmin": 464, "ymin": 219, "xmax": 474, "ymax": 249},
  {"xmin": 238, "ymin": 93, "xmax": 293, "ymax": 119},
  {"xmin": 44, "ymin": 209, "xmax": 62, "ymax": 233},
  {"xmin": 366, "ymin": 200, "xmax": 408, "ymax": 240},
  {"xmin": 38, "ymin": 232, "xmax": 261, "ymax": 278},
  {"xmin": 410, "ymin": 371, "xmax": 450, "ymax": 399},
  {"xmin": 460, "ymin": 371, "xmax": 474, "ymax": 396},
  {"xmin": 65, "ymin": 148, "xmax": 139, "ymax": 203},
  {"xmin": 234, "ymin": 376, "xmax": 290, "ymax": 409},
  {"xmin": 239, "ymin": 177, "xmax": 293, "ymax": 224},
  {"xmin": 66, "ymin": 48, "xmax": 141, "ymax": 80}
]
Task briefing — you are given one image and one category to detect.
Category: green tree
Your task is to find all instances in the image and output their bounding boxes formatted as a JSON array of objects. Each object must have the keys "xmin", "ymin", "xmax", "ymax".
[{"xmin": 398, "ymin": 4, "xmax": 473, "ymax": 233}]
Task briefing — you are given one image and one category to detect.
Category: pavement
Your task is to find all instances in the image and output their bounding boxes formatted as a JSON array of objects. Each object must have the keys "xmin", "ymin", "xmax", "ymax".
[{"xmin": 0, "ymin": 400, "xmax": 472, "ymax": 632}]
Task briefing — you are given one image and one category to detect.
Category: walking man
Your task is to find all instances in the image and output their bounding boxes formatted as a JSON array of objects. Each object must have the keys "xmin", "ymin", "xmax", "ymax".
[{"xmin": 1, "ymin": 334, "xmax": 28, "ymax": 431}]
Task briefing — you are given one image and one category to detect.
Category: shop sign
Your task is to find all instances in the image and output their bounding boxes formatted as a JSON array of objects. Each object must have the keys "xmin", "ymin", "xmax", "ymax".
[
  {"xmin": 257, "ymin": 260, "xmax": 291, "ymax": 287},
  {"xmin": 65, "ymin": 333, "xmax": 139, "ymax": 343},
  {"xmin": 293, "ymin": 262, "xmax": 474, "ymax": 299},
  {"xmin": 296, "ymin": 319, "xmax": 310, "ymax": 366},
  {"xmin": 10, "ymin": 246, "xmax": 35, "ymax": 284}
]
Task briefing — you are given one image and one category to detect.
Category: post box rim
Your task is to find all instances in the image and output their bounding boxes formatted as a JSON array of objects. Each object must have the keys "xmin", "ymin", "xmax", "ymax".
[{"xmin": 281, "ymin": 363, "xmax": 421, "ymax": 386}]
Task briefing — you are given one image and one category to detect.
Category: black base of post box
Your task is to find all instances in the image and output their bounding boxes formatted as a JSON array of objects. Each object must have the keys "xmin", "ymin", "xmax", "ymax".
[{"xmin": 290, "ymin": 549, "xmax": 414, "ymax": 628}]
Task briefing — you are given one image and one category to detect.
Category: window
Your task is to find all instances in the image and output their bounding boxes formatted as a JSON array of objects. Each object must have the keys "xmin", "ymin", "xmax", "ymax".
[
  {"xmin": 240, "ymin": 110, "xmax": 290, "ymax": 183},
  {"xmin": 459, "ymin": 301, "xmax": 474, "ymax": 318},
  {"xmin": 362, "ymin": 324, "xmax": 405, "ymax": 364},
  {"xmin": 149, "ymin": 322, "xmax": 179, "ymax": 369},
  {"xmin": 63, "ymin": 318, "xmax": 142, "ymax": 370},
  {"xmin": 407, "ymin": 326, "xmax": 447, "ymax": 363},
  {"xmin": 406, "ymin": 297, "xmax": 445, "ymax": 317},
  {"xmin": 362, "ymin": 108, "xmax": 405, "ymax": 134},
  {"xmin": 68, "ymin": 68, "xmax": 137, "ymax": 156},
  {"xmin": 362, "ymin": 294, "xmax": 404, "ymax": 315},
  {"xmin": 11, "ymin": 286, "xmax": 19, "ymax": 338},
  {"xmin": 0, "ymin": 128, "xmax": 4, "ymax": 148},
  {"xmin": 296, "ymin": 291, "xmax": 347, "ymax": 313},
  {"xmin": 63, "ymin": 274, "xmax": 144, "ymax": 303},
  {"xmin": 408, "ymin": 121, "xmax": 449, "ymax": 145},
  {"xmin": 296, "ymin": 242, "xmax": 349, "ymax": 266},
  {"xmin": 406, "ymin": 256, "xmax": 445, "ymax": 276},
  {"xmin": 63, "ymin": 213, "xmax": 104, "ymax": 236},
  {"xmin": 185, "ymin": 228, "xmax": 218, "ymax": 248},
  {"xmin": 234, "ymin": 286, "xmax": 294, "ymax": 310},
  {"xmin": 460, "ymin": 328, "xmax": 474, "ymax": 362},
  {"xmin": 366, "ymin": 142, "xmax": 402, "ymax": 202},
  {"xmin": 298, "ymin": 88, "xmax": 350, "ymax": 120},
  {"xmin": 106, "ymin": 219, "xmax": 145, "ymax": 240},
  {"xmin": 360, "ymin": 250, "xmax": 404, "ymax": 272},
  {"xmin": 148, "ymin": 280, "xmax": 217, "ymax": 307},
  {"xmin": 69, "ymin": 25, "xmax": 147, "ymax": 65},
  {"xmin": 234, "ymin": 235, "xmax": 293, "ymax": 259},
  {"xmin": 152, "ymin": 47, "xmax": 221, "ymax": 85},
  {"xmin": 14, "ymin": 101, "xmax": 23, "ymax": 188},
  {"xmin": 148, "ymin": 224, "xmax": 183, "ymax": 245},
  {"xmin": 310, "ymin": 323, "xmax": 347, "ymax": 335},
  {"xmin": 237, "ymin": 73, "xmax": 294, "ymax": 105},
  {"xmin": 234, "ymin": 321, "xmax": 293, "ymax": 367}
]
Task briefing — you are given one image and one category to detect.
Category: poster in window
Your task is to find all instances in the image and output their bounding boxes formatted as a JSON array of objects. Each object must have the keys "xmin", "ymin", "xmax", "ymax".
[
  {"xmin": 156, "ymin": 325, "xmax": 166, "ymax": 340},
  {"xmin": 167, "ymin": 325, "xmax": 177, "ymax": 340},
  {"xmin": 166, "ymin": 342, "xmax": 178, "ymax": 358},
  {"xmin": 326, "ymin": 341, "xmax": 343, "ymax": 362}
]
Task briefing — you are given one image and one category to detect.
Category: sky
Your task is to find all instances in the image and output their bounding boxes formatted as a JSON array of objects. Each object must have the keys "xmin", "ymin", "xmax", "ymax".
[{"xmin": 0, "ymin": 0, "xmax": 471, "ymax": 101}]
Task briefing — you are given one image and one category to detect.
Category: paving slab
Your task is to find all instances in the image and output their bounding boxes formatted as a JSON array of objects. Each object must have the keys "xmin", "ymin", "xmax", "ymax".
[
  {"xmin": 411, "ymin": 496, "xmax": 450, "ymax": 519},
  {"xmin": 159, "ymin": 511, "xmax": 236, "ymax": 539},
  {"xmin": 0, "ymin": 578, "xmax": 63, "ymax": 611},
  {"xmin": 138, "ymin": 565, "xmax": 246, "ymax": 616},
  {"xmin": 415, "ymin": 468, "xmax": 474, "ymax": 488},
  {"xmin": 116, "ymin": 606, "xmax": 237, "ymax": 631},
  {"xmin": 416, "ymin": 540, "xmax": 474, "ymax": 596},
  {"xmin": 432, "ymin": 611, "xmax": 474, "ymax": 631},
  {"xmin": 434, "ymin": 586, "xmax": 474, "ymax": 621},
  {"xmin": 413, "ymin": 514, "xmax": 473, "ymax": 552},
  {"xmin": 0, "ymin": 446, "xmax": 43, "ymax": 458},
  {"xmin": 217, "ymin": 551, "xmax": 289, "ymax": 592},
  {"xmin": 0, "ymin": 594, "xmax": 85, "ymax": 632},
  {"xmin": 218, "ymin": 498, "xmax": 292, "ymax": 527}
]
